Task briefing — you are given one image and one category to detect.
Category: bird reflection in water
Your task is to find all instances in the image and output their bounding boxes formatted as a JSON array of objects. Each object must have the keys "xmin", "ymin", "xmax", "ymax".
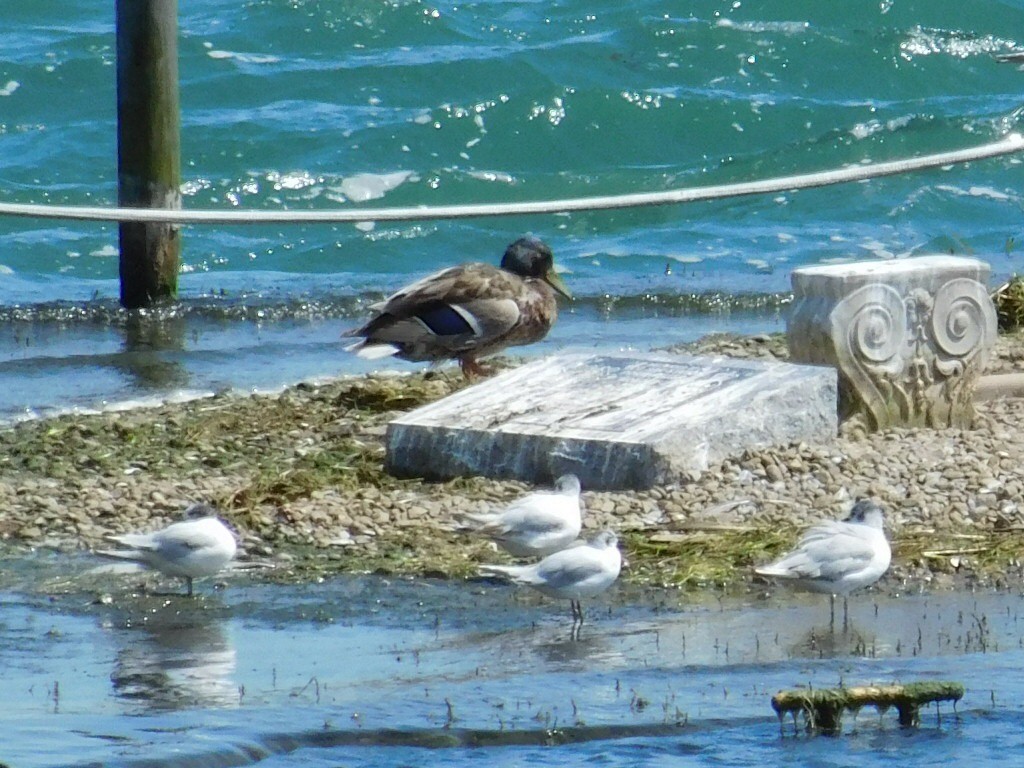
[{"xmin": 109, "ymin": 605, "xmax": 238, "ymax": 711}]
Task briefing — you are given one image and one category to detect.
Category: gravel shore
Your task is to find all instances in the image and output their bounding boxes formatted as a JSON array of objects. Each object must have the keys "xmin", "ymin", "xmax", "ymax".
[{"xmin": 4, "ymin": 331, "xmax": 1024, "ymax": 591}]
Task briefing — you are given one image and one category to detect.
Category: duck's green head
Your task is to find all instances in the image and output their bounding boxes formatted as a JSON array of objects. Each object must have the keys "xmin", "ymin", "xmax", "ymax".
[{"xmin": 501, "ymin": 236, "xmax": 572, "ymax": 299}]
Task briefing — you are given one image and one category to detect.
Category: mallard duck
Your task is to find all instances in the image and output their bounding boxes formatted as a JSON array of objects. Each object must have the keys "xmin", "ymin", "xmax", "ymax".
[{"xmin": 343, "ymin": 236, "xmax": 571, "ymax": 377}]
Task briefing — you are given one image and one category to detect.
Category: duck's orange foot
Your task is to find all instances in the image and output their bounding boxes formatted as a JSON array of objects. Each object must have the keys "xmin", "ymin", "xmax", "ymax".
[{"xmin": 459, "ymin": 358, "xmax": 493, "ymax": 379}]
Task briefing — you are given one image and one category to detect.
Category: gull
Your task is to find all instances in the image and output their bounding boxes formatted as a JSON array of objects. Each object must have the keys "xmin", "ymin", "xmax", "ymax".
[
  {"xmin": 97, "ymin": 503, "xmax": 238, "ymax": 596},
  {"xmin": 755, "ymin": 499, "xmax": 891, "ymax": 630},
  {"xmin": 480, "ymin": 529, "xmax": 621, "ymax": 635},
  {"xmin": 455, "ymin": 474, "xmax": 582, "ymax": 558}
]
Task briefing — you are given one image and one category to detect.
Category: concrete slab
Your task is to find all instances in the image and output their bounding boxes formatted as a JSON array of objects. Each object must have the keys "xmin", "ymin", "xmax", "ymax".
[{"xmin": 385, "ymin": 352, "xmax": 838, "ymax": 490}]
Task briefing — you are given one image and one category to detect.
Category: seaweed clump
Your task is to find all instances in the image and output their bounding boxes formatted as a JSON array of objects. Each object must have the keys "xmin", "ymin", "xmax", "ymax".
[{"xmin": 993, "ymin": 275, "xmax": 1024, "ymax": 331}]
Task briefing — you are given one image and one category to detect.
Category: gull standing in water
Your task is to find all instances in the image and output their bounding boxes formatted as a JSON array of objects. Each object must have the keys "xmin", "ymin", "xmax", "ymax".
[
  {"xmin": 97, "ymin": 503, "xmax": 238, "ymax": 596},
  {"xmin": 755, "ymin": 499, "xmax": 891, "ymax": 630},
  {"xmin": 455, "ymin": 474, "xmax": 582, "ymax": 558},
  {"xmin": 480, "ymin": 529, "xmax": 621, "ymax": 637}
]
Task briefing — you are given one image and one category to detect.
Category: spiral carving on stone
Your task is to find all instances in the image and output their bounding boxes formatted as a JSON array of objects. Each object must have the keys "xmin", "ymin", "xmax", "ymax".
[
  {"xmin": 931, "ymin": 278, "xmax": 996, "ymax": 358},
  {"xmin": 833, "ymin": 284, "xmax": 907, "ymax": 366},
  {"xmin": 792, "ymin": 257, "xmax": 995, "ymax": 430}
]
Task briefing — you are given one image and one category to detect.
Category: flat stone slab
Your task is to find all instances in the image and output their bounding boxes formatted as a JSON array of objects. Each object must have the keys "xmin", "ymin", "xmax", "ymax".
[{"xmin": 385, "ymin": 353, "xmax": 838, "ymax": 490}]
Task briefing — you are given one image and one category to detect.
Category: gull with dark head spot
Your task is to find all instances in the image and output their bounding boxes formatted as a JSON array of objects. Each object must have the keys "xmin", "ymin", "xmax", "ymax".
[
  {"xmin": 455, "ymin": 474, "xmax": 582, "ymax": 558},
  {"xmin": 97, "ymin": 503, "xmax": 238, "ymax": 596},
  {"xmin": 480, "ymin": 529, "xmax": 621, "ymax": 636},
  {"xmin": 755, "ymin": 499, "xmax": 891, "ymax": 630}
]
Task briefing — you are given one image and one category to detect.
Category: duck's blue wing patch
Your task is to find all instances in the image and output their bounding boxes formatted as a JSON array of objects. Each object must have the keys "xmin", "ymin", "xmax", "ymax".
[{"xmin": 415, "ymin": 304, "xmax": 479, "ymax": 337}]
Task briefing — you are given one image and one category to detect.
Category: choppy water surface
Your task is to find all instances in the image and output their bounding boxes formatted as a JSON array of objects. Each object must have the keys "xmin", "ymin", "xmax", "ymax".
[{"xmin": 4, "ymin": 550, "xmax": 1024, "ymax": 767}]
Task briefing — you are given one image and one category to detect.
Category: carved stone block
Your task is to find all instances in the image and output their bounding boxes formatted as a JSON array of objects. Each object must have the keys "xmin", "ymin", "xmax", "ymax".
[{"xmin": 788, "ymin": 256, "xmax": 996, "ymax": 429}]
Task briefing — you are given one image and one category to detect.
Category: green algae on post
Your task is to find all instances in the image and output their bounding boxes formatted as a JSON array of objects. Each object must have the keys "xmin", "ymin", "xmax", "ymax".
[{"xmin": 771, "ymin": 681, "xmax": 965, "ymax": 735}]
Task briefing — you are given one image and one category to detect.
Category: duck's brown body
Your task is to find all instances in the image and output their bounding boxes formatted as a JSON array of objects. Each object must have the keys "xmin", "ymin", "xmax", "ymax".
[{"xmin": 344, "ymin": 237, "xmax": 570, "ymax": 377}]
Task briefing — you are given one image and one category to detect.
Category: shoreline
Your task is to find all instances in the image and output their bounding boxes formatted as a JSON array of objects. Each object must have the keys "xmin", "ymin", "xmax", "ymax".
[{"xmin": 4, "ymin": 331, "xmax": 1024, "ymax": 593}]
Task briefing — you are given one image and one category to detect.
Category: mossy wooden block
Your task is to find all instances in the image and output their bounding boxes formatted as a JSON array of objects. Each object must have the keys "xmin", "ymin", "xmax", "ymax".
[{"xmin": 771, "ymin": 681, "xmax": 965, "ymax": 735}]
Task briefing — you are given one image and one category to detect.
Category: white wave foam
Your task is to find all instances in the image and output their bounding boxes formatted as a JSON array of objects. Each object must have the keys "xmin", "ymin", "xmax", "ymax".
[
  {"xmin": 205, "ymin": 48, "xmax": 281, "ymax": 65},
  {"xmin": 332, "ymin": 171, "xmax": 417, "ymax": 203}
]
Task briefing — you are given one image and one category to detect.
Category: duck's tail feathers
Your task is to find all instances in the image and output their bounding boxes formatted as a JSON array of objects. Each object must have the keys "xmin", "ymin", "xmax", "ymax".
[{"xmin": 344, "ymin": 340, "xmax": 401, "ymax": 359}]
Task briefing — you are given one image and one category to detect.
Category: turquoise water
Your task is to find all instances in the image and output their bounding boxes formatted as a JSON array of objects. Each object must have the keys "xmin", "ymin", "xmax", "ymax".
[{"xmin": 1, "ymin": 1, "xmax": 1023, "ymax": 417}]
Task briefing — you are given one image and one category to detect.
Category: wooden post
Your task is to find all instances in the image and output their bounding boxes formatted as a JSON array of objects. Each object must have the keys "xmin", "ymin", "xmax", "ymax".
[{"xmin": 116, "ymin": 0, "xmax": 181, "ymax": 309}]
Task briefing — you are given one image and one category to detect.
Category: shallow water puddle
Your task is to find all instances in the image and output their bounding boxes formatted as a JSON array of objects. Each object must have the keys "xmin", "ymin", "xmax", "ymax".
[{"xmin": 4, "ymin": 553, "xmax": 1024, "ymax": 767}]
